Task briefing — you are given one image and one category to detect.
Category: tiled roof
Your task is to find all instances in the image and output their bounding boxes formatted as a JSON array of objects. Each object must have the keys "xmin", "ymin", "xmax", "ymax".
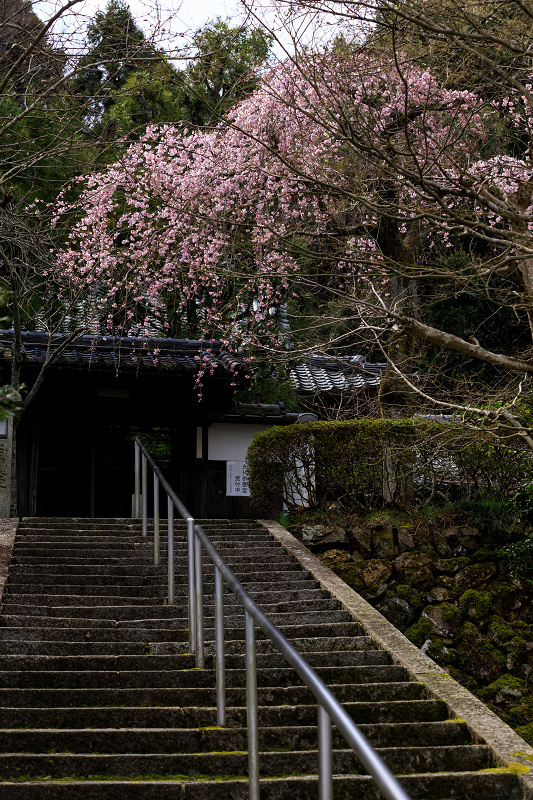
[
  {"xmin": 0, "ymin": 331, "xmax": 243, "ymax": 376},
  {"xmin": 206, "ymin": 402, "xmax": 301, "ymax": 425},
  {"xmin": 290, "ymin": 355, "xmax": 385, "ymax": 394},
  {"xmin": 0, "ymin": 332, "xmax": 385, "ymax": 393}
]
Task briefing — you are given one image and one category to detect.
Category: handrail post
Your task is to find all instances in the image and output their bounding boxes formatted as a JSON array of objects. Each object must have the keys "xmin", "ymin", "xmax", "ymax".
[
  {"xmin": 187, "ymin": 518, "xmax": 196, "ymax": 653},
  {"xmin": 134, "ymin": 441, "xmax": 140, "ymax": 518},
  {"xmin": 245, "ymin": 610, "xmax": 260, "ymax": 800},
  {"xmin": 318, "ymin": 704, "xmax": 333, "ymax": 800},
  {"xmin": 214, "ymin": 565, "xmax": 226, "ymax": 726},
  {"xmin": 194, "ymin": 528, "xmax": 205, "ymax": 668},
  {"xmin": 142, "ymin": 454, "xmax": 148, "ymax": 537},
  {"xmin": 167, "ymin": 498, "xmax": 175, "ymax": 605},
  {"xmin": 153, "ymin": 475, "xmax": 160, "ymax": 566}
]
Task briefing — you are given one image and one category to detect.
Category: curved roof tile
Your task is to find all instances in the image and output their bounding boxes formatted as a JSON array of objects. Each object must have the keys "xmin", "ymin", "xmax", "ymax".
[{"xmin": 291, "ymin": 355, "xmax": 385, "ymax": 394}]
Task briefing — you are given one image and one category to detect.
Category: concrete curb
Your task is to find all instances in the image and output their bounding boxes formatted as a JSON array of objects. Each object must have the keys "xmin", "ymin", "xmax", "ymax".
[
  {"xmin": 260, "ymin": 519, "xmax": 533, "ymax": 798},
  {"xmin": 0, "ymin": 518, "xmax": 17, "ymax": 606}
]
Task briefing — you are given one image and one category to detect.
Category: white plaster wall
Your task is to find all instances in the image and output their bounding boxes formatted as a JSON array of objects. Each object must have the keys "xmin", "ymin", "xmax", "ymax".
[{"xmin": 207, "ymin": 423, "xmax": 270, "ymax": 462}]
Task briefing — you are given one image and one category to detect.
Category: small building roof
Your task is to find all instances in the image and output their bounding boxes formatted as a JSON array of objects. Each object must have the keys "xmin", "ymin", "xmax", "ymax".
[
  {"xmin": 0, "ymin": 331, "xmax": 243, "ymax": 376},
  {"xmin": 290, "ymin": 354, "xmax": 385, "ymax": 394},
  {"xmin": 206, "ymin": 401, "xmax": 304, "ymax": 425},
  {"xmin": 0, "ymin": 332, "xmax": 385, "ymax": 398}
]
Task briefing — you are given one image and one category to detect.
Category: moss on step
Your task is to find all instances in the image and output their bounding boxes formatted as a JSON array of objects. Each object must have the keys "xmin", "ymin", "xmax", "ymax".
[{"xmin": 481, "ymin": 762, "xmax": 530, "ymax": 775}]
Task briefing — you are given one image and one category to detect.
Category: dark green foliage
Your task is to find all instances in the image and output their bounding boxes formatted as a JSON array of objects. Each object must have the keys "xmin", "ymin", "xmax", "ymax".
[
  {"xmin": 457, "ymin": 591, "xmax": 494, "ymax": 629},
  {"xmin": 75, "ymin": 13, "xmax": 273, "ymax": 145},
  {"xmin": 0, "ymin": 384, "xmax": 22, "ymax": 420},
  {"xmin": 73, "ymin": 0, "xmax": 158, "ymax": 134},
  {"xmin": 442, "ymin": 495, "xmax": 520, "ymax": 538},
  {"xmin": 426, "ymin": 637, "xmax": 456, "ymax": 666},
  {"xmin": 499, "ymin": 532, "xmax": 533, "ymax": 581},
  {"xmin": 247, "ymin": 418, "xmax": 532, "ymax": 516},
  {"xmin": 425, "ymin": 281, "xmax": 530, "ymax": 381},
  {"xmin": 456, "ymin": 621, "xmax": 506, "ymax": 682},
  {"xmin": 235, "ymin": 364, "xmax": 299, "ymax": 410},
  {"xmin": 440, "ymin": 602, "xmax": 462, "ymax": 628},
  {"xmin": 181, "ymin": 18, "xmax": 273, "ymax": 127}
]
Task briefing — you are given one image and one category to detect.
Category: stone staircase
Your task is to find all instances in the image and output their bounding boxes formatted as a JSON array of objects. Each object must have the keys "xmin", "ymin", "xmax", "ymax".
[{"xmin": 0, "ymin": 517, "xmax": 524, "ymax": 798}]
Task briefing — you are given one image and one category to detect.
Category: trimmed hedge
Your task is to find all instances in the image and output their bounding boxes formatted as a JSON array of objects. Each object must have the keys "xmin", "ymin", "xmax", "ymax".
[{"xmin": 246, "ymin": 419, "xmax": 532, "ymax": 515}]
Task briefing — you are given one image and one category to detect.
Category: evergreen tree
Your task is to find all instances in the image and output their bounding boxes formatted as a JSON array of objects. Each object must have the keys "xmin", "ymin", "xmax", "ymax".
[
  {"xmin": 107, "ymin": 18, "xmax": 273, "ymax": 138},
  {"xmin": 74, "ymin": 0, "xmax": 159, "ymax": 136},
  {"xmin": 180, "ymin": 18, "xmax": 273, "ymax": 127}
]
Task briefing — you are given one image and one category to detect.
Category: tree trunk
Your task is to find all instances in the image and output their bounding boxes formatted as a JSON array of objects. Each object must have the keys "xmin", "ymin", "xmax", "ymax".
[{"xmin": 376, "ymin": 216, "xmax": 418, "ymax": 508}]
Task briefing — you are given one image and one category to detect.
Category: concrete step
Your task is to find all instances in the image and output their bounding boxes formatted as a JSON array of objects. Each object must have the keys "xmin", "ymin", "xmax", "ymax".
[
  {"xmin": 0, "ymin": 621, "xmax": 366, "ymax": 641},
  {"xmin": 0, "ymin": 649, "xmax": 384, "ymax": 672},
  {"xmin": 2, "ymin": 597, "xmax": 341, "ymax": 618},
  {"xmin": 0, "ymin": 517, "xmax": 520, "ymax": 800},
  {"xmin": 3, "ymin": 579, "xmax": 320, "ymax": 595},
  {"xmin": 0, "ymin": 700, "xmax": 450, "ymax": 729},
  {"xmin": 0, "ymin": 745, "xmax": 493, "ymax": 780},
  {"xmin": 0, "ymin": 610, "xmax": 355, "ymax": 630},
  {"xmin": 19, "ymin": 518, "xmax": 265, "ymax": 525},
  {"xmin": 0, "ymin": 772, "xmax": 523, "ymax": 800},
  {"xmin": 0, "ymin": 720, "xmax": 471, "ymax": 753},
  {"xmin": 7, "ymin": 557, "xmax": 295, "ymax": 574},
  {"xmin": 12, "ymin": 542, "xmax": 282, "ymax": 555},
  {"xmin": 0, "ymin": 662, "xmax": 402, "ymax": 690},
  {"xmin": 0, "ymin": 634, "xmax": 376, "ymax": 657},
  {"xmin": 6, "ymin": 568, "xmax": 309, "ymax": 585},
  {"xmin": 2, "ymin": 587, "xmax": 332, "ymax": 606},
  {"xmin": 0, "ymin": 681, "xmax": 427, "ymax": 707}
]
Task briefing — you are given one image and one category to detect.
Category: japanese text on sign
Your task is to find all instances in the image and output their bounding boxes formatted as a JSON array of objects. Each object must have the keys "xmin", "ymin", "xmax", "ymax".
[{"xmin": 226, "ymin": 461, "xmax": 250, "ymax": 496}]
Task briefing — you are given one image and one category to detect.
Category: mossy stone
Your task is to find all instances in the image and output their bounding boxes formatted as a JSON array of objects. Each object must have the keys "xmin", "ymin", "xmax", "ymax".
[
  {"xmin": 454, "ymin": 562, "xmax": 497, "ymax": 594},
  {"xmin": 516, "ymin": 722, "xmax": 533, "ymax": 747},
  {"xmin": 488, "ymin": 617, "xmax": 514, "ymax": 646},
  {"xmin": 395, "ymin": 584, "xmax": 424, "ymax": 611},
  {"xmin": 441, "ymin": 602, "xmax": 462, "ymax": 628},
  {"xmin": 457, "ymin": 621, "xmax": 506, "ymax": 682},
  {"xmin": 458, "ymin": 589, "xmax": 494, "ymax": 627},
  {"xmin": 405, "ymin": 616, "xmax": 433, "ymax": 648},
  {"xmin": 393, "ymin": 552, "xmax": 434, "ymax": 590},
  {"xmin": 435, "ymin": 557, "xmax": 471, "ymax": 575},
  {"xmin": 361, "ymin": 558, "xmax": 393, "ymax": 588},
  {"xmin": 423, "ymin": 603, "xmax": 461, "ymax": 637},
  {"xmin": 319, "ymin": 549, "xmax": 350, "ymax": 570},
  {"xmin": 426, "ymin": 637, "xmax": 456, "ymax": 666},
  {"xmin": 480, "ymin": 673, "xmax": 525, "ymax": 702},
  {"xmin": 368, "ymin": 517, "xmax": 395, "ymax": 558},
  {"xmin": 335, "ymin": 562, "xmax": 366, "ymax": 592}
]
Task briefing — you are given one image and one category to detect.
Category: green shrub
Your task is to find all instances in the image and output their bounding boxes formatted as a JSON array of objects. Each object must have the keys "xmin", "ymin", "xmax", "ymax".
[{"xmin": 246, "ymin": 418, "xmax": 532, "ymax": 517}]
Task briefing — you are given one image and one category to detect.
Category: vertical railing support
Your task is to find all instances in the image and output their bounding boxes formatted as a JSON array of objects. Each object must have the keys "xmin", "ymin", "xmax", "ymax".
[
  {"xmin": 167, "ymin": 498, "xmax": 175, "ymax": 605},
  {"xmin": 187, "ymin": 518, "xmax": 196, "ymax": 654},
  {"xmin": 153, "ymin": 474, "xmax": 160, "ymax": 566},
  {"xmin": 318, "ymin": 704, "xmax": 333, "ymax": 800},
  {"xmin": 134, "ymin": 441, "xmax": 140, "ymax": 518},
  {"xmin": 194, "ymin": 529, "xmax": 205, "ymax": 668},
  {"xmin": 141, "ymin": 454, "xmax": 148, "ymax": 537},
  {"xmin": 245, "ymin": 610, "xmax": 260, "ymax": 800},
  {"xmin": 214, "ymin": 565, "xmax": 226, "ymax": 726}
]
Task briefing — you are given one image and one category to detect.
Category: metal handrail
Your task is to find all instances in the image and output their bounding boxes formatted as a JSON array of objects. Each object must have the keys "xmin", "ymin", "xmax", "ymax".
[{"xmin": 134, "ymin": 437, "xmax": 411, "ymax": 800}]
